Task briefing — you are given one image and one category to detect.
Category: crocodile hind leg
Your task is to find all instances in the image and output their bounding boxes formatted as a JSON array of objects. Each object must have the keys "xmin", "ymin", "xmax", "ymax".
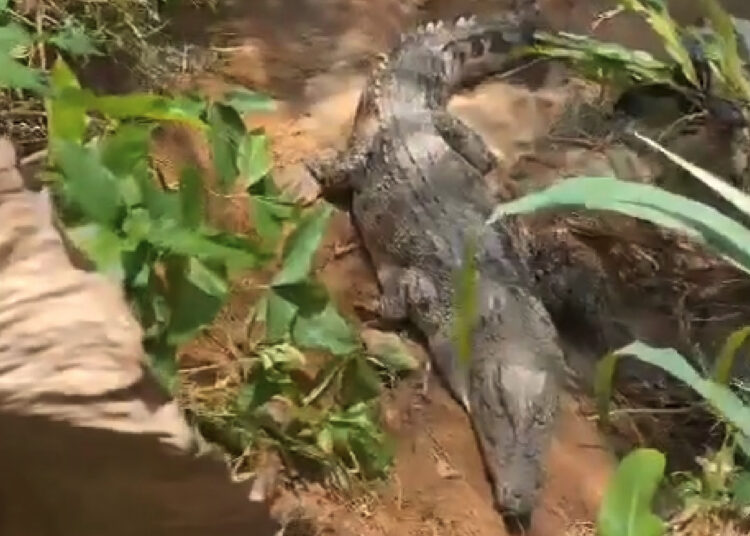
[{"xmin": 377, "ymin": 266, "xmax": 440, "ymax": 398}]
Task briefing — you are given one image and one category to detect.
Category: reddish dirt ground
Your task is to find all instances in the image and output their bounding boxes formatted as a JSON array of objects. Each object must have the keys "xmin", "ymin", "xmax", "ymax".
[{"xmin": 158, "ymin": 1, "xmax": 750, "ymax": 535}]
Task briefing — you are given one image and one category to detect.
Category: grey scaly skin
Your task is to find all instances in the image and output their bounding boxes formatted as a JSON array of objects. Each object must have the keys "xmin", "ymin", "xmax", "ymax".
[{"xmin": 303, "ymin": 14, "xmax": 564, "ymax": 523}]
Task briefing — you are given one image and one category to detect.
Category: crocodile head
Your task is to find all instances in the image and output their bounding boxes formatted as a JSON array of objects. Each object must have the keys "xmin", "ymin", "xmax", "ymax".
[{"xmin": 469, "ymin": 286, "xmax": 562, "ymax": 525}]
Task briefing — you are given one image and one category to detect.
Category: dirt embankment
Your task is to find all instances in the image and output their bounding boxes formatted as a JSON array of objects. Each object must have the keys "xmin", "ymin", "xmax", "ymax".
[{"xmin": 153, "ymin": 1, "xmax": 750, "ymax": 535}]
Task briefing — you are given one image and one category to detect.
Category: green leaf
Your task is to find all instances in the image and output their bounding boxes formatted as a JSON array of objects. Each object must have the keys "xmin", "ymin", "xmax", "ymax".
[
  {"xmin": 166, "ymin": 258, "xmax": 228, "ymax": 345},
  {"xmin": 49, "ymin": 18, "xmax": 103, "ymax": 58},
  {"xmin": 699, "ymin": 0, "xmax": 750, "ymax": 101},
  {"xmin": 340, "ymin": 357, "xmax": 382, "ymax": 404},
  {"xmin": 361, "ymin": 329, "xmax": 419, "ymax": 372},
  {"xmin": 452, "ymin": 229, "xmax": 479, "ymax": 368},
  {"xmin": 223, "ymin": 87, "xmax": 275, "ymax": 114},
  {"xmin": 0, "ymin": 55, "xmax": 46, "ymax": 92},
  {"xmin": 0, "ymin": 22, "xmax": 32, "ymax": 54},
  {"xmin": 620, "ymin": 0, "xmax": 698, "ymax": 86},
  {"xmin": 53, "ymin": 141, "xmax": 123, "ymax": 226},
  {"xmin": 273, "ymin": 279, "xmax": 330, "ymax": 315},
  {"xmin": 731, "ymin": 471, "xmax": 750, "ymax": 507},
  {"xmin": 531, "ymin": 31, "xmax": 675, "ymax": 88},
  {"xmin": 264, "ymin": 290, "xmax": 298, "ymax": 343},
  {"xmin": 179, "ymin": 165, "xmax": 204, "ymax": 229},
  {"xmin": 237, "ymin": 131, "xmax": 272, "ymax": 189},
  {"xmin": 250, "ymin": 195, "xmax": 296, "ymax": 243},
  {"xmin": 99, "ymin": 123, "xmax": 154, "ymax": 177},
  {"xmin": 292, "ymin": 301, "xmax": 359, "ymax": 356},
  {"xmin": 147, "ymin": 220, "xmax": 263, "ymax": 269},
  {"xmin": 596, "ymin": 448, "xmax": 666, "ymax": 536},
  {"xmin": 600, "ymin": 341, "xmax": 750, "ymax": 441},
  {"xmin": 46, "ymin": 58, "xmax": 86, "ymax": 143},
  {"xmin": 488, "ymin": 176, "xmax": 750, "ymax": 276},
  {"xmin": 317, "ymin": 426, "xmax": 334, "ymax": 454},
  {"xmin": 713, "ymin": 326, "xmax": 750, "ymax": 385},
  {"xmin": 207, "ymin": 102, "xmax": 246, "ymax": 190},
  {"xmin": 272, "ymin": 203, "xmax": 333, "ymax": 287},
  {"xmin": 65, "ymin": 224, "xmax": 125, "ymax": 282},
  {"xmin": 92, "ymin": 93, "xmax": 204, "ymax": 126}
]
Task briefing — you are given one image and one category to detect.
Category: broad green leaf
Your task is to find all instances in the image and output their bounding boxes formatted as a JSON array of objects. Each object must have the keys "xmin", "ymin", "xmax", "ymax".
[
  {"xmin": 713, "ymin": 326, "xmax": 750, "ymax": 385},
  {"xmin": 46, "ymin": 58, "xmax": 86, "ymax": 143},
  {"xmin": 597, "ymin": 448, "xmax": 666, "ymax": 536},
  {"xmin": 147, "ymin": 221, "xmax": 263, "ymax": 269},
  {"xmin": 340, "ymin": 357, "xmax": 382, "ymax": 404},
  {"xmin": 0, "ymin": 23, "xmax": 32, "ymax": 54},
  {"xmin": 122, "ymin": 208, "xmax": 153, "ymax": 247},
  {"xmin": 264, "ymin": 289, "xmax": 298, "ymax": 342},
  {"xmin": 223, "ymin": 87, "xmax": 275, "ymax": 114},
  {"xmin": 53, "ymin": 141, "xmax": 122, "ymax": 226},
  {"xmin": 599, "ymin": 341, "xmax": 750, "ymax": 442},
  {"xmin": 361, "ymin": 329, "xmax": 419, "ymax": 372},
  {"xmin": 0, "ymin": 0, "xmax": 9, "ymax": 12},
  {"xmin": 0, "ymin": 55, "xmax": 46, "ymax": 92},
  {"xmin": 731, "ymin": 471, "xmax": 750, "ymax": 507},
  {"xmin": 65, "ymin": 224, "xmax": 125, "ymax": 282},
  {"xmin": 250, "ymin": 195, "xmax": 296, "ymax": 243},
  {"xmin": 488, "ymin": 176, "xmax": 750, "ymax": 275},
  {"xmin": 166, "ymin": 258, "xmax": 228, "ymax": 345},
  {"xmin": 179, "ymin": 165, "xmax": 204, "ymax": 229},
  {"xmin": 237, "ymin": 131, "xmax": 272, "ymax": 189},
  {"xmin": 452, "ymin": 229, "xmax": 479, "ymax": 368},
  {"xmin": 49, "ymin": 18, "xmax": 103, "ymax": 58},
  {"xmin": 92, "ymin": 93, "xmax": 197, "ymax": 123},
  {"xmin": 292, "ymin": 301, "xmax": 359, "ymax": 356},
  {"xmin": 272, "ymin": 203, "xmax": 333, "ymax": 287},
  {"xmin": 99, "ymin": 123, "xmax": 154, "ymax": 177},
  {"xmin": 207, "ymin": 102, "xmax": 245, "ymax": 189},
  {"xmin": 273, "ymin": 279, "xmax": 329, "ymax": 315}
]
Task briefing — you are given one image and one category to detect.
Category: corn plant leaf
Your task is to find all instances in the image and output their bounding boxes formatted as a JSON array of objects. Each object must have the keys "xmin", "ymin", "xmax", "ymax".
[
  {"xmin": 698, "ymin": 0, "xmax": 750, "ymax": 101},
  {"xmin": 452, "ymin": 228, "xmax": 480, "ymax": 368},
  {"xmin": 488, "ymin": 176, "xmax": 750, "ymax": 276},
  {"xmin": 597, "ymin": 448, "xmax": 666, "ymax": 536},
  {"xmin": 597, "ymin": 341, "xmax": 750, "ymax": 450},
  {"xmin": 619, "ymin": 0, "xmax": 698, "ymax": 86},
  {"xmin": 713, "ymin": 326, "xmax": 750, "ymax": 385}
]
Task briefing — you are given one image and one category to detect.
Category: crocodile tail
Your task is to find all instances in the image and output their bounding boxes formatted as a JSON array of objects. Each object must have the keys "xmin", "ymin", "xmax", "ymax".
[{"xmin": 393, "ymin": 12, "xmax": 539, "ymax": 93}]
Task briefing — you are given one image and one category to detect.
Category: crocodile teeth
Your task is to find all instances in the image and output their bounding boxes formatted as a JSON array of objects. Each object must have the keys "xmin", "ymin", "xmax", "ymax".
[
  {"xmin": 455, "ymin": 16, "xmax": 468, "ymax": 27},
  {"xmin": 425, "ymin": 21, "xmax": 436, "ymax": 32}
]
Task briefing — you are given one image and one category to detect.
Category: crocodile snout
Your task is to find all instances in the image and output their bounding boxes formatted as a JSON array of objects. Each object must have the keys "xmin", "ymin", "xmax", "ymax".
[{"xmin": 495, "ymin": 484, "xmax": 535, "ymax": 532}]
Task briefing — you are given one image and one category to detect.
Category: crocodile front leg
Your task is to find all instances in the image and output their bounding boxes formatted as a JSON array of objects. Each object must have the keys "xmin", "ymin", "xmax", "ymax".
[
  {"xmin": 304, "ymin": 144, "xmax": 368, "ymax": 196},
  {"xmin": 433, "ymin": 110, "xmax": 498, "ymax": 174}
]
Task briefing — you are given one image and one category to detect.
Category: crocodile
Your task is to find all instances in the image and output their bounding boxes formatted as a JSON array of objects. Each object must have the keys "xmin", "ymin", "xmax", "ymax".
[{"xmin": 300, "ymin": 12, "xmax": 565, "ymax": 525}]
